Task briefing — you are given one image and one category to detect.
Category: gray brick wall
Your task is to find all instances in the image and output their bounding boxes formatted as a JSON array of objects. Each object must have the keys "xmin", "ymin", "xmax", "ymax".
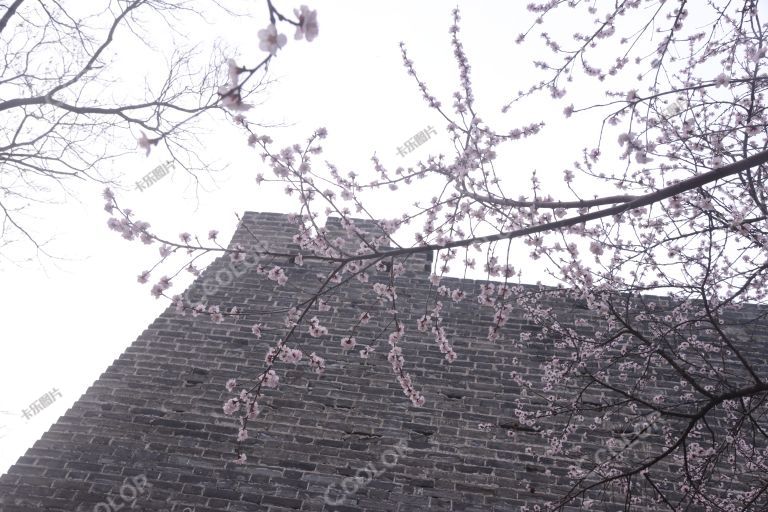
[{"xmin": 0, "ymin": 212, "xmax": 764, "ymax": 511}]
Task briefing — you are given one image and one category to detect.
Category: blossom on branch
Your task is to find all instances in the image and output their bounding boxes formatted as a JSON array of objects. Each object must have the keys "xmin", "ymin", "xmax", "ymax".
[
  {"xmin": 340, "ymin": 336, "xmax": 356, "ymax": 350},
  {"xmin": 263, "ymin": 369, "xmax": 279, "ymax": 388},
  {"xmin": 227, "ymin": 58, "xmax": 240, "ymax": 87},
  {"xmin": 258, "ymin": 24, "xmax": 287, "ymax": 55},
  {"xmin": 137, "ymin": 132, "xmax": 154, "ymax": 156},
  {"xmin": 308, "ymin": 352, "xmax": 325, "ymax": 374},
  {"xmin": 294, "ymin": 5, "xmax": 318, "ymax": 42}
]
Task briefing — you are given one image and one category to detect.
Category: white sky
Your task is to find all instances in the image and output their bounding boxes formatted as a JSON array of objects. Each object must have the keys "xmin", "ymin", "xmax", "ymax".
[{"xmin": 0, "ymin": 0, "xmax": 730, "ymax": 474}]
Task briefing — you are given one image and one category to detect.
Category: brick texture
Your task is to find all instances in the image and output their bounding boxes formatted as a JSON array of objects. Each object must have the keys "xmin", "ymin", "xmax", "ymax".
[{"xmin": 0, "ymin": 212, "xmax": 765, "ymax": 511}]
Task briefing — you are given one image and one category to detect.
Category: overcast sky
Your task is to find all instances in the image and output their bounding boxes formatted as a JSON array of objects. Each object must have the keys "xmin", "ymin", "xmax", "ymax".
[{"xmin": 0, "ymin": 0, "xmax": 698, "ymax": 474}]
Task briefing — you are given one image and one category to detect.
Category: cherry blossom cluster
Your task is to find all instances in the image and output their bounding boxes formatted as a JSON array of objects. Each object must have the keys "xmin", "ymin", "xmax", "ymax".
[
  {"xmin": 386, "ymin": 324, "xmax": 425, "ymax": 408},
  {"xmin": 109, "ymin": 2, "xmax": 768, "ymax": 507},
  {"xmin": 416, "ymin": 301, "xmax": 456, "ymax": 363}
]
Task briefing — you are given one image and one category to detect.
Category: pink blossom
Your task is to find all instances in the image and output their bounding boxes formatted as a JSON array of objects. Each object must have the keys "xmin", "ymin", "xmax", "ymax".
[
  {"xmin": 388, "ymin": 326, "xmax": 405, "ymax": 346},
  {"xmin": 258, "ymin": 24, "xmax": 287, "ymax": 55},
  {"xmin": 221, "ymin": 92, "xmax": 252, "ymax": 112},
  {"xmin": 137, "ymin": 132, "xmax": 152, "ymax": 156},
  {"xmin": 411, "ymin": 394, "xmax": 425, "ymax": 407},
  {"xmin": 171, "ymin": 295, "xmax": 185, "ymax": 315},
  {"xmin": 714, "ymin": 73, "xmax": 728, "ymax": 87},
  {"xmin": 308, "ymin": 316, "xmax": 328, "ymax": 337},
  {"xmin": 372, "ymin": 282, "xmax": 397, "ymax": 300},
  {"xmin": 223, "ymin": 398, "xmax": 239, "ymax": 415},
  {"xmin": 309, "ymin": 352, "xmax": 326, "ymax": 374},
  {"xmin": 277, "ymin": 345, "xmax": 303, "ymax": 364},
  {"xmin": 150, "ymin": 276, "xmax": 172, "ymax": 298},
  {"xmin": 225, "ymin": 378, "xmax": 237, "ymax": 392},
  {"xmin": 208, "ymin": 305, "xmax": 224, "ymax": 323},
  {"xmin": 264, "ymin": 347, "xmax": 277, "ymax": 365},
  {"xmin": 294, "ymin": 5, "xmax": 319, "ymax": 42},
  {"xmin": 267, "ymin": 266, "xmax": 287, "ymax": 285},
  {"xmin": 227, "ymin": 58, "xmax": 240, "ymax": 87},
  {"xmin": 230, "ymin": 244, "xmax": 246, "ymax": 262},
  {"xmin": 264, "ymin": 369, "xmax": 279, "ymax": 388},
  {"xmin": 251, "ymin": 323, "xmax": 263, "ymax": 338},
  {"xmin": 340, "ymin": 336, "xmax": 357, "ymax": 350},
  {"xmin": 284, "ymin": 307, "xmax": 300, "ymax": 328},
  {"xmin": 137, "ymin": 270, "xmax": 150, "ymax": 284},
  {"xmin": 417, "ymin": 315, "xmax": 430, "ymax": 332}
]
